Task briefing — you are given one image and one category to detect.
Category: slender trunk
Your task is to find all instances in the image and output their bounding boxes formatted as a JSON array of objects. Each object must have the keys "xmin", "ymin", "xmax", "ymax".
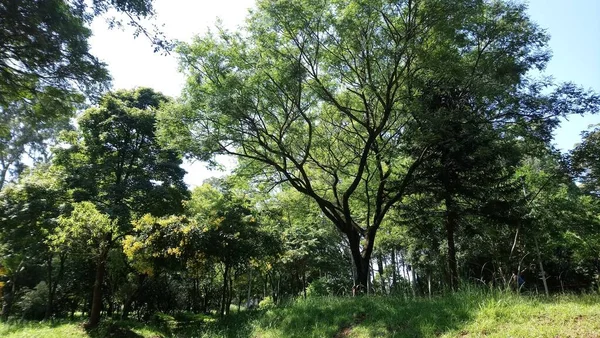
[
  {"xmin": 0, "ymin": 165, "xmax": 8, "ymax": 191},
  {"xmin": 1, "ymin": 281, "xmax": 15, "ymax": 321},
  {"xmin": 535, "ymin": 237, "xmax": 549, "ymax": 296},
  {"xmin": 2, "ymin": 259, "xmax": 24, "ymax": 321},
  {"xmin": 377, "ymin": 254, "xmax": 386, "ymax": 294},
  {"xmin": 226, "ymin": 276, "xmax": 233, "ymax": 316},
  {"xmin": 411, "ymin": 266, "xmax": 417, "ymax": 298},
  {"xmin": 45, "ymin": 256, "xmax": 53, "ymax": 320},
  {"xmin": 302, "ymin": 268, "xmax": 307, "ymax": 299},
  {"xmin": 391, "ymin": 249, "xmax": 397, "ymax": 290},
  {"xmin": 220, "ymin": 263, "xmax": 229, "ymax": 317},
  {"xmin": 122, "ymin": 274, "xmax": 146, "ymax": 320},
  {"xmin": 444, "ymin": 196, "xmax": 459, "ymax": 291},
  {"xmin": 246, "ymin": 268, "xmax": 252, "ymax": 309},
  {"xmin": 45, "ymin": 254, "xmax": 65, "ymax": 319},
  {"xmin": 277, "ymin": 274, "xmax": 281, "ymax": 304},
  {"xmin": 427, "ymin": 274, "xmax": 432, "ymax": 299},
  {"xmin": 87, "ymin": 247, "xmax": 108, "ymax": 328}
]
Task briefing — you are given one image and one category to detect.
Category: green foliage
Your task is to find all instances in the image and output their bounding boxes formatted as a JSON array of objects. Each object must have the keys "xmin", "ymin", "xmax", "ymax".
[
  {"xmin": 17, "ymin": 282, "xmax": 48, "ymax": 320},
  {"xmin": 54, "ymin": 88, "xmax": 188, "ymax": 227},
  {"xmin": 51, "ymin": 202, "xmax": 116, "ymax": 258},
  {"xmin": 160, "ymin": 0, "xmax": 599, "ymax": 290},
  {"xmin": 572, "ymin": 125, "xmax": 600, "ymax": 196},
  {"xmin": 258, "ymin": 296, "xmax": 275, "ymax": 310},
  {"xmin": 0, "ymin": 0, "xmax": 159, "ymax": 105}
]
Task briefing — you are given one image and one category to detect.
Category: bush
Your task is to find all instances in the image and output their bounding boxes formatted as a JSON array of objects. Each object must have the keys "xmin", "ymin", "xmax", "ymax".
[
  {"xmin": 18, "ymin": 282, "xmax": 48, "ymax": 320},
  {"xmin": 258, "ymin": 296, "xmax": 275, "ymax": 309},
  {"xmin": 306, "ymin": 278, "xmax": 329, "ymax": 297}
]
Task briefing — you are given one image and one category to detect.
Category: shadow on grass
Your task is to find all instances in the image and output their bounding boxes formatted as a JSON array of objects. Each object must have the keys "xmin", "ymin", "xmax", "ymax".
[
  {"xmin": 167, "ymin": 311, "xmax": 260, "ymax": 338},
  {"xmin": 255, "ymin": 294, "xmax": 479, "ymax": 338}
]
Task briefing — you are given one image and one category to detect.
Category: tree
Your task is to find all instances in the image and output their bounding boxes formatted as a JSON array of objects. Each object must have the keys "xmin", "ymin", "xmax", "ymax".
[
  {"xmin": 0, "ymin": 165, "xmax": 70, "ymax": 319},
  {"xmin": 572, "ymin": 125, "xmax": 600, "ymax": 197},
  {"xmin": 50, "ymin": 202, "xmax": 117, "ymax": 327},
  {"xmin": 0, "ymin": 89, "xmax": 75, "ymax": 190},
  {"xmin": 0, "ymin": 0, "xmax": 164, "ymax": 104},
  {"xmin": 53, "ymin": 88, "xmax": 188, "ymax": 327},
  {"xmin": 159, "ymin": 0, "xmax": 562, "ymax": 289}
]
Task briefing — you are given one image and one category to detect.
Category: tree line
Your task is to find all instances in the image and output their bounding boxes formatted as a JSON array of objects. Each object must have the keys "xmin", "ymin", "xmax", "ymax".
[{"xmin": 1, "ymin": 0, "xmax": 600, "ymax": 329}]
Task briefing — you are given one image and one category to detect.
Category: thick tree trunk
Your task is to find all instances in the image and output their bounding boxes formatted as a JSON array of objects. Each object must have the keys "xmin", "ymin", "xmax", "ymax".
[
  {"xmin": 348, "ymin": 229, "xmax": 372, "ymax": 294},
  {"xmin": 87, "ymin": 248, "xmax": 108, "ymax": 328}
]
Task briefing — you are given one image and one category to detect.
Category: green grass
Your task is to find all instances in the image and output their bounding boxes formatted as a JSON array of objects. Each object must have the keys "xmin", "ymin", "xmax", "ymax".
[
  {"xmin": 1, "ymin": 292, "xmax": 599, "ymax": 337},
  {"xmin": 253, "ymin": 292, "xmax": 600, "ymax": 338}
]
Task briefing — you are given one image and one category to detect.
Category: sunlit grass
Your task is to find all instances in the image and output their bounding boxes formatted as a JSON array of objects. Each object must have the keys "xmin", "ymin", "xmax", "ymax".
[{"xmin": 1, "ymin": 291, "xmax": 599, "ymax": 337}]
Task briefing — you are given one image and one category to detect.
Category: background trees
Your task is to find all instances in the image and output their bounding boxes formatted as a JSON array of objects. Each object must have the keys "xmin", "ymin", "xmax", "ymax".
[{"xmin": 1, "ymin": 0, "xmax": 600, "ymax": 329}]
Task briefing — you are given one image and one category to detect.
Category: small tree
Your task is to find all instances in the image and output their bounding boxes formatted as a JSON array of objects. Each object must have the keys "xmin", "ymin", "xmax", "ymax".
[{"xmin": 50, "ymin": 202, "xmax": 117, "ymax": 327}]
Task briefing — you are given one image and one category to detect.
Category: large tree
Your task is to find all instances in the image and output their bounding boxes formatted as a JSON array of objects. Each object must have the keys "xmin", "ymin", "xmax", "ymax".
[{"xmin": 159, "ymin": 0, "xmax": 591, "ymax": 289}]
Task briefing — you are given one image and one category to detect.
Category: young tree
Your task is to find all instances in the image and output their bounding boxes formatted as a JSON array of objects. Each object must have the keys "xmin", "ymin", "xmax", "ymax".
[{"xmin": 50, "ymin": 202, "xmax": 117, "ymax": 327}]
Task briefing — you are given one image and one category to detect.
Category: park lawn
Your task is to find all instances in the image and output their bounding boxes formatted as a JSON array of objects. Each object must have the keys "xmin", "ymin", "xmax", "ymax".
[{"xmin": 0, "ymin": 292, "xmax": 599, "ymax": 337}]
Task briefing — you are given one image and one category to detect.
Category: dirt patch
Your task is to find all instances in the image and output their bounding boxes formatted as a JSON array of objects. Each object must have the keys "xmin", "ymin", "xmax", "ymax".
[
  {"xmin": 105, "ymin": 324, "xmax": 146, "ymax": 338},
  {"xmin": 334, "ymin": 312, "xmax": 367, "ymax": 338}
]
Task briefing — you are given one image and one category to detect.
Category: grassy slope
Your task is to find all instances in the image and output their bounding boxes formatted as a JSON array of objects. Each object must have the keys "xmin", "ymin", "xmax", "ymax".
[
  {"xmin": 254, "ymin": 292, "xmax": 600, "ymax": 338},
  {"xmin": 1, "ymin": 292, "xmax": 599, "ymax": 337}
]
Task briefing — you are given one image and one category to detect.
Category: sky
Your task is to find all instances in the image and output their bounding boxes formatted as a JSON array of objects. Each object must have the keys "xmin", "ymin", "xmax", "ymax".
[{"xmin": 88, "ymin": 0, "xmax": 600, "ymax": 187}]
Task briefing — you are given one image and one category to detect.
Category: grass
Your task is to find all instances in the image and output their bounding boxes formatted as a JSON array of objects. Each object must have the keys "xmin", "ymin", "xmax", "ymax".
[{"xmin": 1, "ymin": 291, "xmax": 599, "ymax": 337}]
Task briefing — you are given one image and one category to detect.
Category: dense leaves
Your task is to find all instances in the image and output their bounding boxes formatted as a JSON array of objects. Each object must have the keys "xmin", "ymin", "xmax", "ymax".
[{"xmin": 0, "ymin": 0, "xmax": 599, "ymax": 330}]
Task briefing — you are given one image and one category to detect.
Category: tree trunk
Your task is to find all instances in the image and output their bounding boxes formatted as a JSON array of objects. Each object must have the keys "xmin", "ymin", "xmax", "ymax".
[
  {"xmin": 246, "ymin": 268, "xmax": 252, "ymax": 309},
  {"xmin": 302, "ymin": 268, "xmax": 307, "ymax": 299},
  {"xmin": 0, "ymin": 165, "xmax": 9, "ymax": 192},
  {"xmin": 226, "ymin": 276, "xmax": 233, "ymax": 315},
  {"xmin": 220, "ymin": 263, "xmax": 229, "ymax": 317},
  {"xmin": 535, "ymin": 237, "xmax": 550, "ymax": 296},
  {"xmin": 2, "ymin": 259, "xmax": 24, "ymax": 321},
  {"xmin": 444, "ymin": 196, "xmax": 459, "ymax": 291},
  {"xmin": 1, "ymin": 281, "xmax": 15, "ymax": 321},
  {"xmin": 348, "ymin": 229, "xmax": 371, "ymax": 294},
  {"xmin": 45, "ymin": 255, "xmax": 53, "ymax": 320},
  {"xmin": 391, "ymin": 249, "xmax": 397, "ymax": 291},
  {"xmin": 427, "ymin": 274, "xmax": 432, "ymax": 299},
  {"xmin": 377, "ymin": 254, "xmax": 386, "ymax": 294},
  {"xmin": 87, "ymin": 248, "xmax": 108, "ymax": 328}
]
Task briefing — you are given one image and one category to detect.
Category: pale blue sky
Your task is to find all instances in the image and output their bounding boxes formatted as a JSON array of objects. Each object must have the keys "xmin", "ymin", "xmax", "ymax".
[
  {"xmin": 527, "ymin": 0, "xmax": 600, "ymax": 151},
  {"xmin": 89, "ymin": 0, "xmax": 600, "ymax": 186}
]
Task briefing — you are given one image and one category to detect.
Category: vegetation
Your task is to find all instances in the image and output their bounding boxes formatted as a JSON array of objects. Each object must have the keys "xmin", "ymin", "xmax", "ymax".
[
  {"xmin": 0, "ymin": 291, "xmax": 599, "ymax": 337},
  {"xmin": 1, "ymin": 0, "xmax": 600, "ymax": 336}
]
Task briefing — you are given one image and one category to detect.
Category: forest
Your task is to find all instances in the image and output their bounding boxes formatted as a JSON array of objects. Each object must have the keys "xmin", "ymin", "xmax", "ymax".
[{"xmin": 1, "ymin": 0, "xmax": 600, "ymax": 337}]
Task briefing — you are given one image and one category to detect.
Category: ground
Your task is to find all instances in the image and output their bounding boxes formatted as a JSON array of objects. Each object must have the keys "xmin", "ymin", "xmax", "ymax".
[{"xmin": 1, "ymin": 291, "xmax": 599, "ymax": 337}]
